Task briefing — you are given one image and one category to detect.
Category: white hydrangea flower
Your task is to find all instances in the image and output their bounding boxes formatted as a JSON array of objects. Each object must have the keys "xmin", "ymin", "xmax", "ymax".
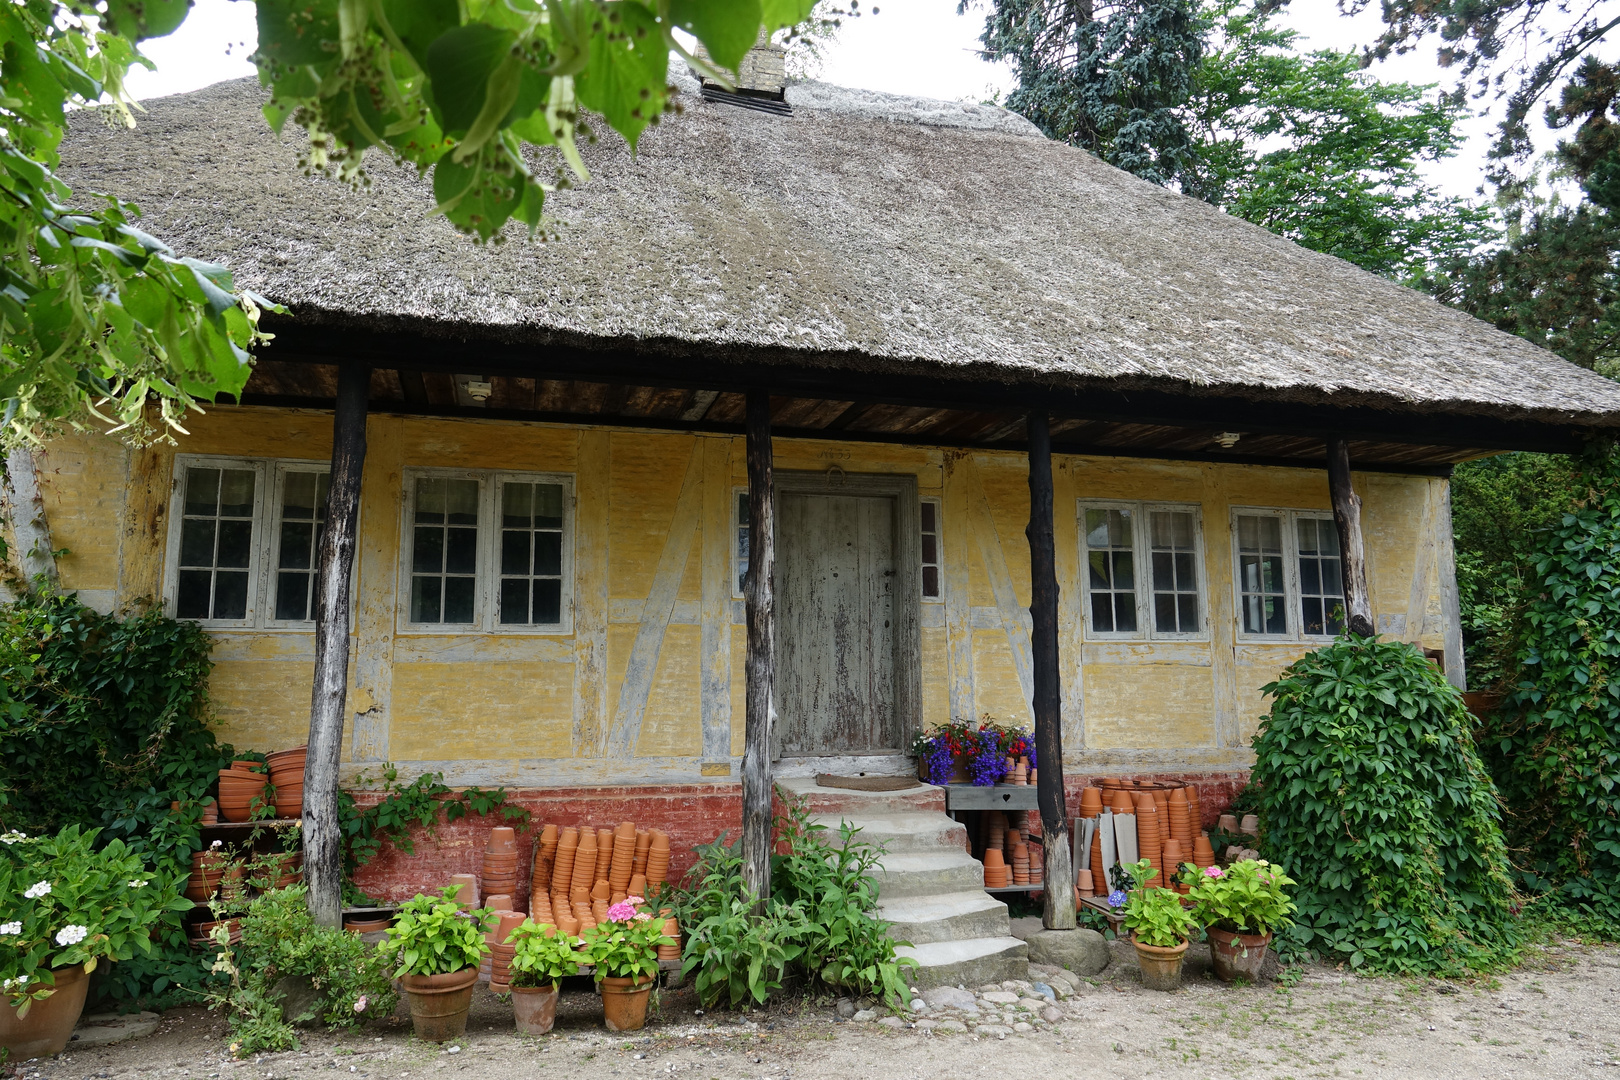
[
  {"xmin": 0, "ymin": 921, "xmax": 20, "ymax": 935},
  {"xmin": 54, "ymin": 924, "xmax": 87, "ymax": 946},
  {"xmin": 22, "ymin": 881, "xmax": 50, "ymax": 900},
  {"xmin": 209, "ymin": 840, "xmax": 223, "ymax": 849},
  {"xmin": 128, "ymin": 880, "xmax": 148, "ymax": 888},
  {"xmin": 0, "ymin": 831, "xmax": 26, "ymax": 845}
]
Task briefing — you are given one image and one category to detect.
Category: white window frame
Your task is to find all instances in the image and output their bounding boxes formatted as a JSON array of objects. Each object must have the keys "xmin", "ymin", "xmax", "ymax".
[
  {"xmin": 920, "ymin": 496, "xmax": 944, "ymax": 603},
  {"xmin": 1229, "ymin": 507, "xmax": 1343, "ymax": 643},
  {"xmin": 396, "ymin": 467, "xmax": 575, "ymax": 635},
  {"xmin": 732, "ymin": 488, "xmax": 750, "ymax": 599},
  {"xmin": 1077, "ymin": 499, "xmax": 1208, "ymax": 642},
  {"xmin": 164, "ymin": 454, "xmax": 334, "ymax": 630}
]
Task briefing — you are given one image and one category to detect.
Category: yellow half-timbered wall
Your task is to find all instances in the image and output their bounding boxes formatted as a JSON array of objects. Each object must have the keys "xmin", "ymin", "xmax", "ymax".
[{"xmin": 23, "ymin": 408, "xmax": 1460, "ymax": 784}]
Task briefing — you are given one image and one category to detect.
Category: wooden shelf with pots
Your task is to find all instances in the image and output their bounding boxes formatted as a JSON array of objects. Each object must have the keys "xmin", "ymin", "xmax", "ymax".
[{"xmin": 943, "ymin": 784, "xmax": 1040, "ymax": 812}]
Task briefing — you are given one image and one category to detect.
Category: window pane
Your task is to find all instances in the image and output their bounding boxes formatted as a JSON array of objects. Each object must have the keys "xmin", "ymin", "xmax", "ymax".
[
  {"xmin": 1091, "ymin": 592, "xmax": 1113, "ymax": 633},
  {"xmin": 1151, "ymin": 550, "xmax": 1172, "ymax": 590},
  {"xmin": 1086, "ymin": 507, "xmax": 1138, "ymax": 634},
  {"xmin": 502, "ymin": 482, "xmax": 532, "ymax": 527},
  {"xmin": 283, "ymin": 473, "xmax": 318, "ymax": 519},
  {"xmin": 736, "ymin": 493, "xmax": 751, "ymax": 592},
  {"xmin": 501, "ymin": 530, "xmax": 530, "ymax": 576},
  {"xmin": 177, "ymin": 570, "xmax": 212, "ymax": 619},
  {"xmin": 920, "ymin": 502, "xmax": 936, "ymax": 531},
  {"xmin": 213, "ymin": 571, "xmax": 249, "ymax": 619},
  {"xmin": 1154, "ymin": 593, "xmax": 1176, "ymax": 633},
  {"xmin": 443, "ymin": 576, "xmax": 476, "ymax": 623},
  {"xmin": 922, "ymin": 565, "xmax": 940, "ymax": 597},
  {"xmin": 1237, "ymin": 516, "xmax": 1288, "ymax": 636},
  {"xmin": 534, "ymin": 532, "xmax": 562, "ymax": 576},
  {"xmin": 412, "ymin": 526, "xmax": 444, "ymax": 574},
  {"xmin": 1173, "ymin": 551, "xmax": 1194, "ymax": 587},
  {"xmin": 275, "ymin": 572, "xmax": 310, "ymax": 622},
  {"xmin": 446, "ymin": 480, "xmax": 478, "ymax": 525},
  {"xmin": 1113, "ymin": 593, "xmax": 1137, "ymax": 633},
  {"xmin": 216, "ymin": 519, "xmax": 253, "ymax": 568},
  {"xmin": 184, "ymin": 468, "xmax": 220, "ymax": 516},
  {"xmin": 1320, "ymin": 558, "xmax": 1343, "ymax": 596},
  {"xmin": 1299, "ymin": 558, "xmax": 1320, "ymax": 595},
  {"xmin": 1177, "ymin": 593, "xmax": 1197, "ymax": 630},
  {"xmin": 1085, "ymin": 509, "xmax": 1109, "ymax": 548},
  {"xmin": 411, "ymin": 579, "xmax": 443, "ymax": 621},
  {"xmin": 1110, "ymin": 550, "xmax": 1133, "ymax": 590},
  {"xmin": 1088, "ymin": 550, "xmax": 1111, "ymax": 590},
  {"xmin": 1302, "ymin": 597, "xmax": 1325, "ymax": 636},
  {"xmin": 533, "ymin": 484, "xmax": 564, "ymax": 529},
  {"xmin": 921, "ymin": 533, "xmax": 937, "ymax": 563},
  {"xmin": 499, "ymin": 578, "xmax": 529, "ymax": 624},
  {"xmin": 179, "ymin": 519, "xmax": 216, "ymax": 567},
  {"xmin": 445, "ymin": 527, "xmax": 477, "ymax": 575},
  {"xmin": 279, "ymin": 521, "xmax": 314, "ymax": 571},
  {"xmin": 415, "ymin": 478, "xmax": 446, "ymax": 523},
  {"xmin": 533, "ymin": 579, "xmax": 562, "ymax": 624},
  {"xmin": 219, "ymin": 471, "xmax": 256, "ymax": 517}
]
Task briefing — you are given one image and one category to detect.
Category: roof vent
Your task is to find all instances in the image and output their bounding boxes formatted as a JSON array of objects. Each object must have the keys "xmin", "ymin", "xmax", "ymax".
[{"xmin": 695, "ymin": 33, "xmax": 792, "ymax": 115}]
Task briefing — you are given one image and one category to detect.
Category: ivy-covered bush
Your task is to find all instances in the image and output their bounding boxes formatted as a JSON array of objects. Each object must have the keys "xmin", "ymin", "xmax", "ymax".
[
  {"xmin": 1483, "ymin": 453, "xmax": 1620, "ymax": 932},
  {"xmin": 0, "ymin": 593, "xmax": 231, "ymax": 1004},
  {"xmin": 1251, "ymin": 637, "xmax": 1519, "ymax": 974}
]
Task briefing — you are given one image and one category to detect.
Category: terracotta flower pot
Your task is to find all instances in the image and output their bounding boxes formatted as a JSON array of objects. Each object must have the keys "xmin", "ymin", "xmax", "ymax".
[
  {"xmin": 1208, "ymin": 929, "xmax": 1271, "ymax": 983},
  {"xmin": 512, "ymin": 982, "xmax": 560, "ymax": 1034},
  {"xmin": 273, "ymin": 783, "xmax": 303, "ymax": 818},
  {"xmin": 599, "ymin": 975, "xmax": 655, "ymax": 1032},
  {"xmin": 400, "ymin": 968, "xmax": 478, "ymax": 1042},
  {"xmin": 1132, "ymin": 937, "xmax": 1189, "ymax": 992},
  {"xmin": 343, "ymin": 917, "xmax": 392, "ymax": 934},
  {"xmin": 0, "ymin": 963, "xmax": 90, "ymax": 1061}
]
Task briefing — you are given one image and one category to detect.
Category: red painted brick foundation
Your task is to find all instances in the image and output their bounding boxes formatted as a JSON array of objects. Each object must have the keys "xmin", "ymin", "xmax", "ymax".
[{"xmin": 348, "ymin": 770, "xmax": 1250, "ymax": 907}]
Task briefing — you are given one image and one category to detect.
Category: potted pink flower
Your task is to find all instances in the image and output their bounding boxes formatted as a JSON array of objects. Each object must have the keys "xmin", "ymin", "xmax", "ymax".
[
  {"xmin": 580, "ymin": 897, "xmax": 673, "ymax": 1032},
  {"xmin": 1189, "ymin": 859, "xmax": 1297, "ymax": 983}
]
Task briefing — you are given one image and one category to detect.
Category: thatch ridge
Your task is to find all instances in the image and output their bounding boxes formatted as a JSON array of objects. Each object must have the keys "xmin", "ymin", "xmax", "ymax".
[{"xmin": 56, "ymin": 76, "xmax": 1620, "ymax": 428}]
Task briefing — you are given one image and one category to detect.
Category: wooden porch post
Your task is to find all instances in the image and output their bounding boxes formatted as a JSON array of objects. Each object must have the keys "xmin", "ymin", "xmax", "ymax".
[
  {"xmin": 741, "ymin": 389, "xmax": 776, "ymax": 909},
  {"xmin": 304, "ymin": 363, "xmax": 369, "ymax": 927},
  {"xmin": 1326, "ymin": 436, "xmax": 1375, "ymax": 637},
  {"xmin": 1026, "ymin": 413, "xmax": 1075, "ymax": 929},
  {"xmin": 3, "ymin": 448, "xmax": 57, "ymax": 588}
]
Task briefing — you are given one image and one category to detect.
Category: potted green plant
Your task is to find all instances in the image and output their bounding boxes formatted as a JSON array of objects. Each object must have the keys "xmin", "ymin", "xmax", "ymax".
[
  {"xmin": 506, "ymin": 920, "xmax": 581, "ymax": 1035},
  {"xmin": 1119, "ymin": 859, "xmax": 1198, "ymax": 991},
  {"xmin": 381, "ymin": 888, "xmax": 490, "ymax": 1042},
  {"xmin": 0, "ymin": 826, "xmax": 191, "ymax": 1060},
  {"xmin": 1189, "ymin": 858, "xmax": 1296, "ymax": 983},
  {"xmin": 581, "ymin": 897, "xmax": 673, "ymax": 1032}
]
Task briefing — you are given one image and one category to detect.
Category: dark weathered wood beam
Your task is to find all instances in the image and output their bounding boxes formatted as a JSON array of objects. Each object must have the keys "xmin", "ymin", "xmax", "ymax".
[
  {"xmin": 1327, "ymin": 436, "xmax": 1374, "ymax": 637},
  {"xmin": 742, "ymin": 389, "xmax": 776, "ymax": 912},
  {"xmin": 679, "ymin": 389, "xmax": 720, "ymax": 421},
  {"xmin": 398, "ymin": 369, "xmax": 429, "ymax": 405},
  {"xmin": 825, "ymin": 400, "xmax": 874, "ymax": 431},
  {"xmin": 1026, "ymin": 412, "xmax": 1075, "ymax": 929},
  {"xmin": 304, "ymin": 363, "xmax": 369, "ymax": 927}
]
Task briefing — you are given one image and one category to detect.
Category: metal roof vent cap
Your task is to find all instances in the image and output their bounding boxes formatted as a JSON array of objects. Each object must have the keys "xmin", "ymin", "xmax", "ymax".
[{"xmin": 694, "ymin": 32, "xmax": 791, "ymax": 115}]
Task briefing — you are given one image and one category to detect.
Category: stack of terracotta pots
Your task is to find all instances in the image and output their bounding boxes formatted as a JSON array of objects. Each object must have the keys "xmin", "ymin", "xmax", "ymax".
[
  {"xmin": 190, "ymin": 917, "xmax": 243, "ymax": 948},
  {"xmin": 483, "ymin": 828, "xmax": 518, "ymax": 900},
  {"xmin": 657, "ymin": 910, "xmax": 681, "ymax": 961},
  {"xmin": 610, "ymin": 821, "xmax": 636, "ymax": 899},
  {"xmin": 1011, "ymin": 756, "xmax": 1029, "ymax": 785},
  {"xmin": 1186, "ymin": 785, "xmax": 1203, "ymax": 833},
  {"xmin": 1192, "ymin": 836, "xmax": 1216, "ymax": 871},
  {"xmin": 200, "ymin": 798, "xmax": 218, "ymax": 825},
  {"xmin": 982, "ymin": 848, "xmax": 1008, "ymax": 887},
  {"xmin": 1162, "ymin": 839, "xmax": 1187, "ymax": 892},
  {"xmin": 262, "ymin": 851, "xmax": 303, "ymax": 889},
  {"xmin": 632, "ymin": 830, "xmax": 651, "ymax": 880},
  {"xmin": 217, "ymin": 761, "xmax": 268, "ymax": 822},
  {"xmin": 344, "ymin": 914, "xmax": 393, "ymax": 934},
  {"xmin": 1076, "ymin": 868, "xmax": 1094, "ymax": 898},
  {"xmin": 187, "ymin": 848, "xmax": 226, "ymax": 901},
  {"xmin": 266, "ymin": 745, "xmax": 307, "ymax": 818},
  {"xmin": 1027, "ymin": 842, "xmax": 1043, "ymax": 886},
  {"xmin": 487, "ymin": 910, "xmax": 524, "ymax": 991},
  {"xmin": 572, "ymin": 830, "xmax": 598, "ymax": 899},
  {"xmin": 645, "ymin": 831, "xmax": 670, "ymax": 894},
  {"xmin": 531, "ymin": 824, "xmax": 559, "ymax": 909},
  {"xmin": 1135, "ymin": 793, "xmax": 1163, "ymax": 887},
  {"xmin": 590, "ymin": 880, "xmax": 610, "ymax": 923},
  {"xmin": 1011, "ymin": 842, "xmax": 1030, "ymax": 885},
  {"xmin": 551, "ymin": 827, "xmax": 578, "ymax": 899}
]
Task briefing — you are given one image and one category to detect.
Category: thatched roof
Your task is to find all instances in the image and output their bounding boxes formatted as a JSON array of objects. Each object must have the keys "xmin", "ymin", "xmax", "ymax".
[{"xmin": 56, "ymin": 73, "xmax": 1620, "ymax": 431}]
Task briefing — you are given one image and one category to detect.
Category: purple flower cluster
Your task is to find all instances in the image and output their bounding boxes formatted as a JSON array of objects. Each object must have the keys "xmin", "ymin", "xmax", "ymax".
[
  {"xmin": 969, "ymin": 729, "xmax": 1009, "ymax": 786},
  {"xmin": 922, "ymin": 739, "xmax": 956, "ymax": 786}
]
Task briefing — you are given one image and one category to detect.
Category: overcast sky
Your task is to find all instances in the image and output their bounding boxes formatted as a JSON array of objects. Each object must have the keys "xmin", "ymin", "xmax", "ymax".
[{"xmin": 122, "ymin": 0, "xmax": 1502, "ymax": 200}]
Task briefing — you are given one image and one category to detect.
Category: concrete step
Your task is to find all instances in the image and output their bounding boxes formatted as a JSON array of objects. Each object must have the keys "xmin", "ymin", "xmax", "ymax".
[
  {"xmin": 876, "ymin": 890, "xmax": 1012, "ymax": 946},
  {"xmin": 776, "ymin": 776, "xmax": 945, "ymax": 816},
  {"xmin": 869, "ymin": 851, "xmax": 985, "ymax": 899},
  {"xmin": 808, "ymin": 811, "xmax": 969, "ymax": 853},
  {"xmin": 895, "ymin": 936, "xmax": 1029, "ymax": 990}
]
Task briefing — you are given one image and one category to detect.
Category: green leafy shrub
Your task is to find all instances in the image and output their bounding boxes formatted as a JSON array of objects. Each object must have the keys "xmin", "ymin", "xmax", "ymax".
[
  {"xmin": 0, "ymin": 825, "xmax": 192, "ymax": 1012},
  {"xmin": 581, "ymin": 901, "xmax": 671, "ymax": 982},
  {"xmin": 209, "ymin": 885, "xmax": 397, "ymax": 1056},
  {"xmin": 0, "ymin": 594, "xmax": 230, "ymax": 1006},
  {"xmin": 1188, "ymin": 858, "xmax": 1296, "ymax": 937},
  {"xmin": 382, "ymin": 889, "xmax": 490, "ymax": 976},
  {"xmin": 507, "ymin": 921, "xmax": 580, "ymax": 989},
  {"xmin": 1252, "ymin": 636, "xmax": 1519, "ymax": 974},
  {"xmin": 1483, "ymin": 452, "xmax": 1620, "ymax": 933},
  {"xmin": 671, "ymin": 796, "xmax": 916, "ymax": 1009},
  {"xmin": 1121, "ymin": 875, "xmax": 1199, "ymax": 948}
]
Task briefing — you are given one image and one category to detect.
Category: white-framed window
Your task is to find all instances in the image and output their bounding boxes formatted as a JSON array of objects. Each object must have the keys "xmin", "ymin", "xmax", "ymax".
[
  {"xmin": 1079, "ymin": 501, "xmax": 1207, "ymax": 639},
  {"xmin": 1231, "ymin": 508, "xmax": 1345, "ymax": 640},
  {"xmin": 399, "ymin": 469, "xmax": 573, "ymax": 633},
  {"xmin": 164, "ymin": 455, "xmax": 331, "ymax": 628},
  {"xmin": 920, "ymin": 497, "xmax": 942, "ymax": 600}
]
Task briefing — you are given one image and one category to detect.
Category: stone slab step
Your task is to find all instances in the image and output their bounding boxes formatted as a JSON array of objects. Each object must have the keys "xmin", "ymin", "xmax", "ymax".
[
  {"xmin": 808, "ymin": 811, "xmax": 969, "ymax": 853},
  {"xmin": 869, "ymin": 851, "xmax": 985, "ymax": 898},
  {"xmin": 896, "ymin": 936, "xmax": 1029, "ymax": 990},
  {"xmin": 877, "ymin": 890, "xmax": 1012, "ymax": 945},
  {"xmin": 776, "ymin": 776, "xmax": 944, "ymax": 816}
]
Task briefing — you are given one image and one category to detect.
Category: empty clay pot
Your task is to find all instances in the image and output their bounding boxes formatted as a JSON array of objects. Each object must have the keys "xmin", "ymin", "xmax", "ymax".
[
  {"xmin": 448, "ymin": 874, "xmax": 479, "ymax": 907},
  {"xmin": 1077, "ymin": 868, "xmax": 1094, "ymax": 897},
  {"xmin": 1240, "ymin": 814, "xmax": 1260, "ymax": 836},
  {"xmin": 488, "ymin": 827, "xmax": 517, "ymax": 853},
  {"xmin": 1218, "ymin": 814, "xmax": 1239, "ymax": 834}
]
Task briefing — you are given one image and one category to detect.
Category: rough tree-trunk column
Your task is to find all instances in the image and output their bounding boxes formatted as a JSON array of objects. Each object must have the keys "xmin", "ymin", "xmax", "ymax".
[
  {"xmin": 304, "ymin": 364, "xmax": 369, "ymax": 927},
  {"xmin": 741, "ymin": 389, "xmax": 776, "ymax": 910},
  {"xmin": 1326, "ymin": 436, "xmax": 1374, "ymax": 637},
  {"xmin": 3, "ymin": 448, "xmax": 57, "ymax": 588},
  {"xmin": 1026, "ymin": 413, "xmax": 1075, "ymax": 929}
]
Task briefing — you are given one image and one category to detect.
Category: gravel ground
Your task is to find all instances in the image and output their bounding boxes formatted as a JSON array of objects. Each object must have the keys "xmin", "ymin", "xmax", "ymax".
[{"xmin": 15, "ymin": 937, "xmax": 1620, "ymax": 1080}]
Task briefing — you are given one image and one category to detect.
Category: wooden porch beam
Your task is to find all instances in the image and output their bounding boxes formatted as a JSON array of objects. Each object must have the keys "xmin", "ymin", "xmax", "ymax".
[
  {"xmin": 741, "ymin": 388, "xmax": 776, "ymax": 911},
  {"xmin": 1026, "ymin": 413, "xmax": 1075, "ymax": 929},
  {"xmin": 304, "ymin": 363, "xmax": 369, "ymax": 927},
  {"xmin": 1327, "ymin": 436, "xmax": 1375, "ymax": 637}
]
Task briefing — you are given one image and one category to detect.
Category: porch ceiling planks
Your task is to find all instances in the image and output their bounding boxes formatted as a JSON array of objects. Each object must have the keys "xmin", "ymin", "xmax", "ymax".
[{"xmin": 237, "ymin": 359, "xmax": 1479, "ymax": 472}]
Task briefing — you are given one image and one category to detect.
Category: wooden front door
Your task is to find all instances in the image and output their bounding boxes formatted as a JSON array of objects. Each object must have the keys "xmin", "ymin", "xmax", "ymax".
[{"xmin": 774, "ymin": 473, "xmax": 921, "ymax": 757}]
